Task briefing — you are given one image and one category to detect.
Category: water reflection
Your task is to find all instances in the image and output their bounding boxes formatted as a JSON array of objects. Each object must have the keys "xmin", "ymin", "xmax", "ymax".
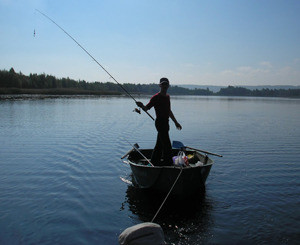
[{"xmin": 122, "ymin": 176, "xmax": 214, "ymax": 244}]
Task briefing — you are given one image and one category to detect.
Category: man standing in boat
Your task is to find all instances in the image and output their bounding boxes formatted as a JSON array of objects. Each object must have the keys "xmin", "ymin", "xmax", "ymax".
[{"xmin": 136, "ymin": 77, "xmax": 182, "ymax": 166}]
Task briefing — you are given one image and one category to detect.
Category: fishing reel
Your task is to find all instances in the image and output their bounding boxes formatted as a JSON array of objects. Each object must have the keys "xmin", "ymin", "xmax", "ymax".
[{"xmin": 133, "ymin": 108, "xmax": 141, "ymax": 114}]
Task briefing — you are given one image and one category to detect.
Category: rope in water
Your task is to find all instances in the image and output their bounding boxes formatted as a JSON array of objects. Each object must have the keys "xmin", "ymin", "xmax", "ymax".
[{"xmin": 151, "ymin": 167, "xmax": 183, "ymax": 223}]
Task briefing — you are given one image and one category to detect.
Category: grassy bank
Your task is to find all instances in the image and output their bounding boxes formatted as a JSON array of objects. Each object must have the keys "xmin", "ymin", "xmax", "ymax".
[{"xmin": 0, "ymin": 88, "xmax": 121, "ymax": 96}]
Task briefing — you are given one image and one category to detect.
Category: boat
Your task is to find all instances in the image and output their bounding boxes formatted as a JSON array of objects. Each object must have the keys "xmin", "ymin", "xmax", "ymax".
[{"xmin": 122, "ymin": 146, "xmax": 214, "ymax": 197}]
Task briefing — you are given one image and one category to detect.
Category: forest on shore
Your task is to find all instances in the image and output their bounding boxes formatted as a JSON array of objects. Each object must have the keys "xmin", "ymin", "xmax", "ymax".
[{"xmin": 1, "ymin": 68, "xmax": 299, "ymax": 98}]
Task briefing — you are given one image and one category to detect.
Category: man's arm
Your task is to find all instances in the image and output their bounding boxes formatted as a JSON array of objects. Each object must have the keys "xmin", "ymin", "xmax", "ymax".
[{"xmin": 169, "ymin": 110, "xmax": 182, "ymax": 130}]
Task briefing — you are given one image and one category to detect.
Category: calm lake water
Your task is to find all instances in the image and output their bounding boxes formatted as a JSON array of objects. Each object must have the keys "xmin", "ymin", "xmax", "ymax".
[{"xmin": 0, "ymin": 95, "xmax": 299, "ymax": 244}]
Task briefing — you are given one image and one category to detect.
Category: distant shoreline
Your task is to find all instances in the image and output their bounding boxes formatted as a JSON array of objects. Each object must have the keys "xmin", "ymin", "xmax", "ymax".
[
  {"xmin": 0, "ymin": 88, "xmax": 121, "ymax": 95},
  {"xmin": 1, "ymin": 85, "xmax": 299, "ymax": 99},
  {"xmin": 1, "ymin": 68, "xmax": 299, "ymax": 98},
  {"xmin": 0, "ymin": 88, "xmax": 122, "ymax": 100},
  {"xmin": 1, "ymin": 91, "xmax": 299, "ymax": 101}
]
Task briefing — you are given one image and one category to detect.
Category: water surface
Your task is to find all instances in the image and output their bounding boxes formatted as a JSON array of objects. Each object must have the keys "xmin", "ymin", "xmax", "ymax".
[{"xmin": 0, "ymin": 96, "xmax": 299, "ymax": 244}]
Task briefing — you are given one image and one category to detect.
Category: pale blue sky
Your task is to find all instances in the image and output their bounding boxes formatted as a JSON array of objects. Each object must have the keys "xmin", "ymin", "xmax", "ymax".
[{"xmin": 0, "ymin": 0, "xmax": 299, "ymax": 86}]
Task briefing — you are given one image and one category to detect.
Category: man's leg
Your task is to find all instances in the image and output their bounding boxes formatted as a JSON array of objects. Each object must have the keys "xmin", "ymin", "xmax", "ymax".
[
  {"xmin": 151, "ymin": 133, "xmax": 162, "ymax": 165},
  {"xmin": 159, "ymin": 130, "xmax": 173, "ymax": 166}
]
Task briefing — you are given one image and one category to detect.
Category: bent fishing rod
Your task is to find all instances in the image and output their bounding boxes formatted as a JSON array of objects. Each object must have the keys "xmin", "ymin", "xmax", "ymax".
[{"xmin": 35, "ymin": 9, "xmax": 154, "ymax": 121}]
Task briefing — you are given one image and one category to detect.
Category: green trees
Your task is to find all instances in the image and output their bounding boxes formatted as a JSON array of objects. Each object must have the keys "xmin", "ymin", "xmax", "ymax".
[
  {"xmin": 0, "ymin": 68, "xmax": 299, "ymax": 97},
  {"xmin": 216, "ymin": 86, "xmax": 300, "ymax": 97},
  {"xmin": 0, "ymin": 68, "xmax": 23, "ymax": 88},
  {"xmin": 217, "ymin": 86, "xmax": 251, "ymax": 96}
]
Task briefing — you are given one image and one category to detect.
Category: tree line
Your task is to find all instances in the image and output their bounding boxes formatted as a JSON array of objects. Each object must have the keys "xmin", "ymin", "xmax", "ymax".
[
  {"xmin": 0, "ymin": 68, "xmax": 299, "ymax": 97},
  {"xmin": 217, "ymin": 86, "xmax": 300, "ymax": 98}
]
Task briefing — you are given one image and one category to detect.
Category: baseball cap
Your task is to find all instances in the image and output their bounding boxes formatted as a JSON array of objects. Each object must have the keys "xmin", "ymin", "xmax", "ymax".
[{"xmin": 159, "ymin": 77, "xmax": 169, "ymax": 85}]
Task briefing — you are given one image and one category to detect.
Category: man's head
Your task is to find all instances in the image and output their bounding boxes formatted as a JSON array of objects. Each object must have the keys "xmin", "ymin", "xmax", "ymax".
[
  {"xmin": 159, "ymin": 77, "xmax": 169, "ymax": 87},
  {"xmin": 159, "ymin": 77, "xmax": 169, "ymax": 94}
]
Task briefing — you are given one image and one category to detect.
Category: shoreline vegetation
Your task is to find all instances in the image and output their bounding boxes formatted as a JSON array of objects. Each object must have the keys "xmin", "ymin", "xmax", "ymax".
[{"xmin": 1, "ymin": 68, "xmax": 299, "ymax": 99}]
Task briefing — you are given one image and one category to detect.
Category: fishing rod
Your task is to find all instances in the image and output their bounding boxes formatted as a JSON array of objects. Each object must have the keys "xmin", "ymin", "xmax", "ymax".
[{"xmin": 35, "ymin": 9, "xmax": 154, "ymax": 121}]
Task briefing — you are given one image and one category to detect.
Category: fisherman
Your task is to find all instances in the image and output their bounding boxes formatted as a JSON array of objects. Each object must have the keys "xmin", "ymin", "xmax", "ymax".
[{"xmin": 136, "ymin": 77, "xmax": 182, "ymax": 166}]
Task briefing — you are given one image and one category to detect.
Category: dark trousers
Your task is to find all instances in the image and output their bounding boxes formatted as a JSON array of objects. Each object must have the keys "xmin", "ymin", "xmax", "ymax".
[{"xmin": 151, "ymin": 118, "xmax": 173, "ymax": 166}]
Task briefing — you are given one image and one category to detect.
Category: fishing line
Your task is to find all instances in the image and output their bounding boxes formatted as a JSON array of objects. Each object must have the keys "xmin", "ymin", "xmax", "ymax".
[
  {"xmin": 123, "ymin": 139, "xmax": 183, "ymax": 222},
  {"xmin": 33, "ymin": 10, "xmax": 36, "ymax": 37},
  {"xmin": 151, "ymin": 167, "xmax": 183, "ymax": 223},
  {"xmin": 35, "ymin": 9, "xmax": 154, "ymax": 121}
]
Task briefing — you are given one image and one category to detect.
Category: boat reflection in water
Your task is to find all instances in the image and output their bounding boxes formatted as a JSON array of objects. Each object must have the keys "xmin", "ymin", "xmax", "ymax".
[{"xmin": 122, "ymin": 176, "xmax": 215, "ymax": 244}]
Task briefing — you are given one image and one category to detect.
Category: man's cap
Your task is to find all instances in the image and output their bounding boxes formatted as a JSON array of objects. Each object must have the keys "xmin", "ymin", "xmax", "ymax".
[{"xmin": 159, "ymin": 77, "xmax": 169, "ymax": 85}]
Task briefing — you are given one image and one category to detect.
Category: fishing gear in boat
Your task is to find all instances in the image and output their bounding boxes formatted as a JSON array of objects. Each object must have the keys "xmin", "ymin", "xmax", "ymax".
[
  {"xmin": 121, "ymin": 143, "xmax": 140, "ymax": 159},
  {"xmin": 124, "ymin": 140, "xmax": 154, "ymax": 167},
  {"xmin": 35, "ymin": 9, "xmax": 154, "ymax": 121}
]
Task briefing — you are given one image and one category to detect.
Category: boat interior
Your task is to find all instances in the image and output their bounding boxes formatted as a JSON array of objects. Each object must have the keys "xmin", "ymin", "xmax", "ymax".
[{"xmin": 128, "ymin": 148, "xmax": 213, "ymax": 167}]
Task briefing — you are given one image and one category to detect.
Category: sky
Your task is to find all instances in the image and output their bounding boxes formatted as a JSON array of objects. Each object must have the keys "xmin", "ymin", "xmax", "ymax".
[{"xmin": 0, "ymin": 0, "xmax": 299, "ymax": 86}]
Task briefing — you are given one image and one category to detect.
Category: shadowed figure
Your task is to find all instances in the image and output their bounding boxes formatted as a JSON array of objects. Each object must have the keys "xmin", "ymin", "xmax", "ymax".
[{"xmin": 136, "ymin": 78, "xmax": 182, "ymax": 166}]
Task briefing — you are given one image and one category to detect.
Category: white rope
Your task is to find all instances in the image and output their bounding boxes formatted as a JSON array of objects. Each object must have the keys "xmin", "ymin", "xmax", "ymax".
[{"xmin": 151, "ymin": 167, "xmax": 183, "ymax": 223}]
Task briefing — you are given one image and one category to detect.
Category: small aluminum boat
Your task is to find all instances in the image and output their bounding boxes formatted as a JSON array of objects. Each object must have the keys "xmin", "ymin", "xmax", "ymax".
[{"xmin": 122, "ymin": 147, "xmax": 214, "ymax": 197}]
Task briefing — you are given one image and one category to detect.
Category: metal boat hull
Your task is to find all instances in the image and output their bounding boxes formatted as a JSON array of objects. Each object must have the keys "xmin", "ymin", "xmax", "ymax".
[{"xmin": 125, "ymin": 149, "xmax": 213, "ymax": 197}]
